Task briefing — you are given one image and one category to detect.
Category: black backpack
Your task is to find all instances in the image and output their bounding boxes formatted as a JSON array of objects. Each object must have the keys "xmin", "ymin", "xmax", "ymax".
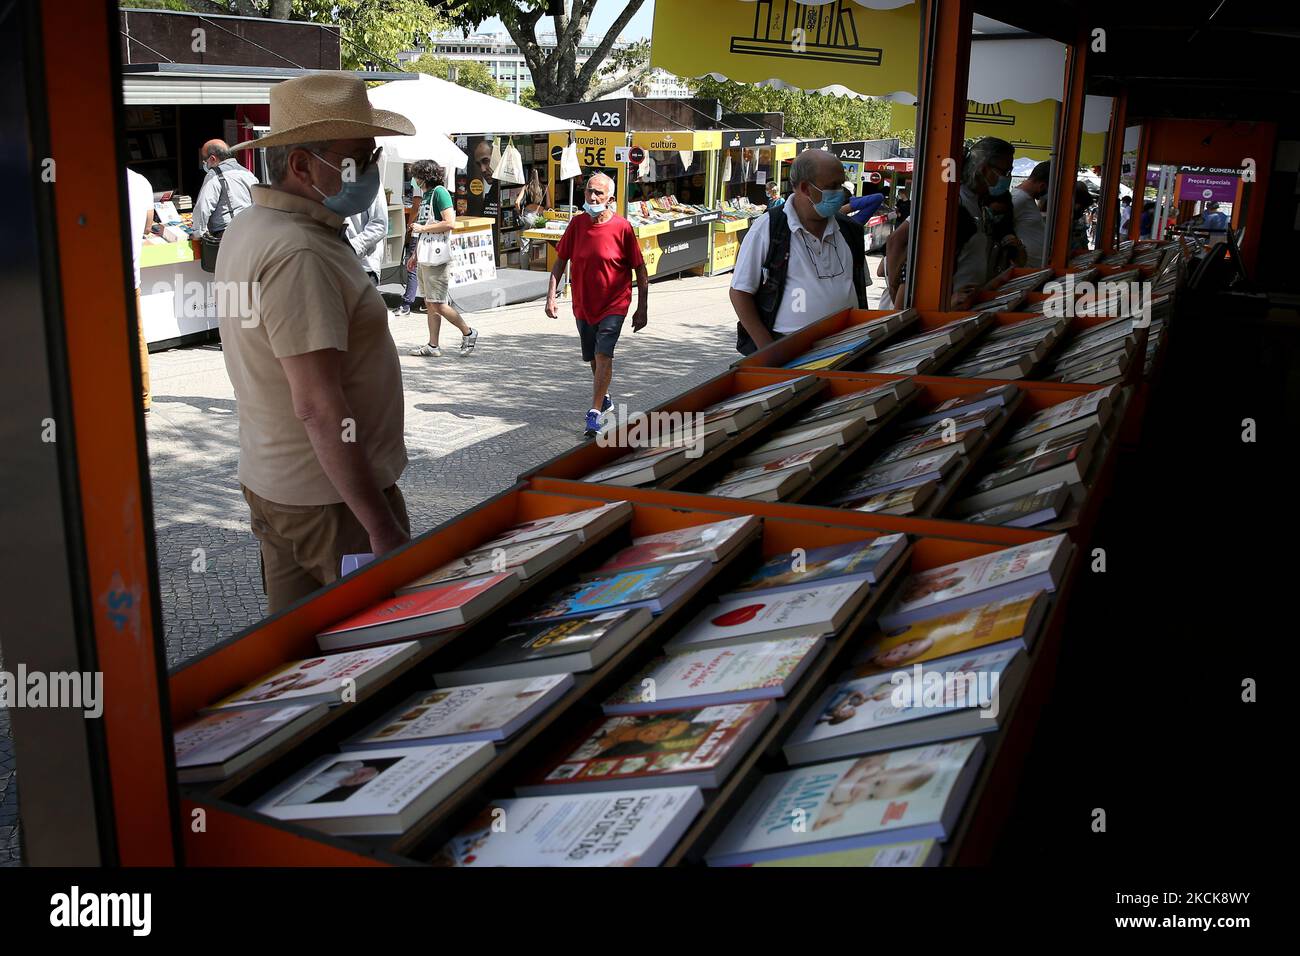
[{"xmin": 736, "ymin": 210, "xmax": 868, "ymax": 355}]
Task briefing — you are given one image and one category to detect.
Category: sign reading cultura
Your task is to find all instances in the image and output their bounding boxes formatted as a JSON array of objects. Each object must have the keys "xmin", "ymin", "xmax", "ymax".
[{"xmin": 651, "ymin": 0, "xmax": 920, "ymax": 96}]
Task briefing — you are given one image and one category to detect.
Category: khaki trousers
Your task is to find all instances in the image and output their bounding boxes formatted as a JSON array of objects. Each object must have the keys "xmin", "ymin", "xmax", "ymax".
[{"xmin": 242, "ymin": 484, "xmax": 411, "ymax": 615}]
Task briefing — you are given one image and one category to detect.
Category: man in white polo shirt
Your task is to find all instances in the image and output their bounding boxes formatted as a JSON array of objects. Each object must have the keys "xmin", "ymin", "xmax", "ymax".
[{"xmin": 729, "ymin": 148, "xmax": 866, "ymax": 355}]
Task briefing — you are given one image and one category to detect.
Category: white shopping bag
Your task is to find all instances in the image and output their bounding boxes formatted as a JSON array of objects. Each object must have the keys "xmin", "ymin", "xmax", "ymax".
[
  {"xmin": 487, "ymin": 137, "xmax": 502, "ymax": 177},
  {"xmin": 559, "ymin": 141, "xmax": 581, "ymax": 180},
  {"xmin": 496, "ymin": 138, "xmax": 525, "ymax": 184}
]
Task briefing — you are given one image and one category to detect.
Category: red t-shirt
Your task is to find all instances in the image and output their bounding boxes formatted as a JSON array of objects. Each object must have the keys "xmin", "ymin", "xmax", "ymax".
[{"xmin": 556, "ymin": 212, "xmax": 645, "ymax": 324}]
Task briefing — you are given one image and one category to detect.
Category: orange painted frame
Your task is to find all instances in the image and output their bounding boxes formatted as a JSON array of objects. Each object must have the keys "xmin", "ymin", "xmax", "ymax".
[
  {"xmin": 909, "ymin": 0, "xmax": 972, "ymax": 312},
  {"xmin": 1049, "ymin": 29, "xmax": 1089, "ymax": 270},
  {"xmin": 1098, "ymin": 91, "xmax": 1128, "ymax": 252},
  {"xmin": 40, "ymin": 0, "xmax": 178, "ymax": 864}
]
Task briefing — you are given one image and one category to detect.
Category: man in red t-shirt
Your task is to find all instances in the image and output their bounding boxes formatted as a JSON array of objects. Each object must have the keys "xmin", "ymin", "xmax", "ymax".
[{"xmin": 546, "ymin": 172, "xmax": 649, "ymax": 437}]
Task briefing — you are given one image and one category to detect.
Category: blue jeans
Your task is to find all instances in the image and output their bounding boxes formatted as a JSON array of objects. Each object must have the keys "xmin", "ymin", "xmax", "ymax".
[{"xmin": 401, "ymin": 234, "xmax": 419, "ymax": 306}]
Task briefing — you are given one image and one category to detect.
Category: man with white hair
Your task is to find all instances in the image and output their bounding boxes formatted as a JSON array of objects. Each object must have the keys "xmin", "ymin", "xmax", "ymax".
[
  {"xmin": 729, "ymin": 147, "xmax": 867, "ymax": 355},
  {"xmin": 546, "ymin": 171, "xmax": 649, "ymax": 438}
]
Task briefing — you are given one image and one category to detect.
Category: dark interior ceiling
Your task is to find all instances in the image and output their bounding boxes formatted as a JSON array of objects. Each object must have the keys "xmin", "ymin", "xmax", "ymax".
[{"xmin": 973, "ymin": 1, "xmax": 1300, "ymax": 122}]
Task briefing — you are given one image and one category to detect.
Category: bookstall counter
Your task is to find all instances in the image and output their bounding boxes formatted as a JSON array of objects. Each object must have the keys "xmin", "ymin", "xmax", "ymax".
[
  {"xmin": 170, "ymin": 485, "xmax": 1065, "ymax": 866},
  {"xmin": 524, "ymin": 366, "xmax": 1127, "ymax": 542}
]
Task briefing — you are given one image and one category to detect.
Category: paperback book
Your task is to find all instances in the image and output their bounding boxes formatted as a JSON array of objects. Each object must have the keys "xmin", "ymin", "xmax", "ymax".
[
  {"xmin": 515, "ymin": 560, "xmax": 711, "ymax": 622},
  {"xmin": 341, "ymin": 674, "xmax": 574, "ymax": 749},
  {"xmin": 704, "ymin": 738, "xmax": 986, "ymax": 865},
  {"xmin": 603, "ymin": 637, "xmax": 824, "ymax": 714},
  {"xmin": 433, "ymin": 787, "xmax": 704, "ymax": 866},
  {"xmin": 203, "ymin": 642, "xmax": 421, "ymax": 713},
  {"xmin": 877, "ymin": 535, "xmax": 1069, "ymax": 629},
  {"xmin": 720, "ymin": 534, "xmax": 909, "ymax": 599},
  {"xmin": 435, "ymin": 608, "xmax": 652, "ymax": 685},
  {"xmin": 253, "ymin": 742, "xmax": 495, "ymax": 836},
  {"xmin": 516, "ymin": 702, "xmax": 775, "ymax": 794},
  {"xmin": 173, "ymin": 703, "xmax": 329, "ymax": 783},
  {"xmin": 664, "ymin": 580, "xmax": 872, "ymax": 653}
]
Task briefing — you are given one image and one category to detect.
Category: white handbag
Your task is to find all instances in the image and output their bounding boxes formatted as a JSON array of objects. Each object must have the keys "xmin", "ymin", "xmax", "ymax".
[
  {"xmin": 496, "ymin": 138, "xmax": 525, "ymax": 185},
  {"xmin": 559, "ymin": 141, "xmax": 581, "ymax": 181},
  {"xmin": 416, "ymin": 229, "xmax": 451, "ymax": 266}
]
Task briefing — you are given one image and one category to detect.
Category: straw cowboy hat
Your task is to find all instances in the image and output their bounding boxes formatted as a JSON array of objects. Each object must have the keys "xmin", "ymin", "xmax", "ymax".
[{"xmin": 232, "ymin": 71, "xmax": 415, "ymax": 151}]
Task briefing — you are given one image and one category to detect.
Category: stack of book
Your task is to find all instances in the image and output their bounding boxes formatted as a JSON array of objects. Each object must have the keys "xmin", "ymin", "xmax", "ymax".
[
  {"xmin": 855, "ymin": 315, "xmax": 993, "ymax": 376},
  {"xmin": 1067, "ymin": 249, "xmax": 1104, "ymax": 269},
  {"xmin": 990, "ymin": 267, "xmax": 1054, "ymax": 295},
  {"xmin": 698, "ymin": 380, "xmax": 917, "ymax": 503},
  {"xmin": 815, "ymin": 383, "xmax": 1021, "ymax": 516},
  {"xmin": 1039, "ymin": 315, "xmax": 1139, "ymax": 385},
  {"xmin": 945, "ymin": 314, "xmax": 1069, "ymax": 380},
  {"xmin": 434, "ymin": 516, "xmax": 759, "ymax": 686},
  {"xmin": 314, "ymin": 502, "xmax": 634, "ymax": 652},
  {"xmin": 704, "ymin": 535, "xmax": 1070, "ymax": 866},
  {"xmin": 430, "ymin": 532, "xmax": 910, "ymax": 866},
  {"xmin": 969, "ymin": 287, "xmax": 1026, "ymax": 313},
  {"xmin": 947, "ymin": 386, "xmax": 1119, "ymax": 525},
  {"xmin": 581, "ymin": 376, "xmax": 823, "ymax": 488},
  {"xmin": 778, "ymin": 309, "xmax": 916, "ymax": 371}
]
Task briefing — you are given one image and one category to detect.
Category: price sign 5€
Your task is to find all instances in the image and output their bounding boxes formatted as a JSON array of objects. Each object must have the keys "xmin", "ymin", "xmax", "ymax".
[{"xmin": 582, "ymin": 144, "xmax": 607, "ymax": 167}]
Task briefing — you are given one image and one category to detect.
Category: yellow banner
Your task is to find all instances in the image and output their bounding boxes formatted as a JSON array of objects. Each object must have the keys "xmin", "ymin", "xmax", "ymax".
[
  {"xmin": 629, "ymin": 130, "xmax": 722, "ymax": 152},
  {"xmin": 652, "ymin": 0, "xmax": 919, "ymax": 96},
  {"xmin": 889, "ymin": 99, "xmax": 1106, "ymax": 166},
  {"xmin": 773, "ymin": 140, "xmax": 798, "ymax": 161}
]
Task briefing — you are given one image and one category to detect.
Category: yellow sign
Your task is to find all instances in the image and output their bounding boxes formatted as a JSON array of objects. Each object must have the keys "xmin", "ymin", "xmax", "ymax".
[
  {"xmin": 890, "ymin": 99, "xmax": 1107, "ymax": 167},
  {"xmin": 469, "ymin": 178, "xmax": 484, "ymax": 196},
  {"xmin": 639, "ymin": 234, "xmax": 663, "ymax": 276},
  {"xmin": 629, "ymin": 129, "xmax": 723, "ymax": 152},
  {"xmin": 653, "ymin": 0, "xmax": 920, "ymax": 97},
  {"xmin": 774, "ymin": 140, "xmax": 798, "ymax": 161},
  {"xmin": 711, "ymin": 231, "xmax": 741, "ymax": 272}
]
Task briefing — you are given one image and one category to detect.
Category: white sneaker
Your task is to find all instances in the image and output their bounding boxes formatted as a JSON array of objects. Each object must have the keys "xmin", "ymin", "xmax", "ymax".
[
  {"xmin": 409, "ymin": 343, "xmax": 442, "ymax": 357},
  {"xmin": 458, "ymin": 328, "xmax": 479, "ymax": 356}
]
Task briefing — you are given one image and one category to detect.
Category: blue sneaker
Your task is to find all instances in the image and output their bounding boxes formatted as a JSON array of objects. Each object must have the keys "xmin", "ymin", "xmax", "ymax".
[
  {"xmin": 600, "ymin": 393, "xmax": 612, "ymax": 414},
  {"xmin": 584, "ymin": 409, "xmax": 602, "ymax": 438}
]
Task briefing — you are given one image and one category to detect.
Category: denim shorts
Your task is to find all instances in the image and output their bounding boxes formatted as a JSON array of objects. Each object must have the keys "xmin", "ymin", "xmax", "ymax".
[{"xmin": 576, "ymin": 314, "xmax": 625, "ymax": 362}]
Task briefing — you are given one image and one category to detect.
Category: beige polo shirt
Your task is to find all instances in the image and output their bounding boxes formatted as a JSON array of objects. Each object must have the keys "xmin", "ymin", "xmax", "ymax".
[{"xmin": 217, "ymin": 186, "xmax": 407, "ymax": 506}]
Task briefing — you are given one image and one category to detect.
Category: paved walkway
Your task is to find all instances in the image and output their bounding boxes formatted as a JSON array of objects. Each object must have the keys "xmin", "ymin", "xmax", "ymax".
[{"xmin": 0, "ymin": 261, "xmax": 887, "ymax": 864}]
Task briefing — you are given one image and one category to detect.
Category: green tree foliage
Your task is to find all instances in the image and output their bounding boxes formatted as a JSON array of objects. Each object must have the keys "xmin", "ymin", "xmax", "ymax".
[
  {"xmin": 434, "ymin": 1, "xmax": 649, "ymax": 105},
  {"xmin": 407, "ymin": 55, "xmax": 509, "ymax": 99},
  {"xmin": 689, "ymin": 75, "xmax": 913, "ymax": 145}
]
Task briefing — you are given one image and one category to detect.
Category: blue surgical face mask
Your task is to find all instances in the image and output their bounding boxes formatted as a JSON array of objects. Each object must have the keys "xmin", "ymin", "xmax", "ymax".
[
  {"xmin": 309, "ymin": 152, "xmax": 381, "ymax": 217},
  {"xmin": 584, "ymin": 200, "xmax": 608, "ymax": 218},
  {"xmin": 809, "ymin": 184, "xmax": 846, "ymax": 219},
  {"xmin": 988, "ymin": 172, "xmax": 1012, "ymax": 196},
  {"xmin": 410, "ymin": 177, "xmax": 423, "ymax": 193}
]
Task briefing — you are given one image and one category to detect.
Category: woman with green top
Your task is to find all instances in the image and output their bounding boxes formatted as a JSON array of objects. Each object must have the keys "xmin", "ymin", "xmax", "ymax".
[{"xmin": 406, "ymin": 159, "xmax": 479, "ymax": 357}]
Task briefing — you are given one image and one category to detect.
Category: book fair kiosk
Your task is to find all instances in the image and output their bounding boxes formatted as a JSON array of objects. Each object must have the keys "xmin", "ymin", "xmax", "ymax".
[{"xmin": 3, "ymin": 0, "xmax": 1285, "ymax": 873}]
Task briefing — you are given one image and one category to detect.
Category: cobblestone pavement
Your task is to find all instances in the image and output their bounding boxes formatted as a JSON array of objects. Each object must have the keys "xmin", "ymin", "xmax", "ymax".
[{"xmin": 0, "ymin": 262, "xmax": 887, "ymax": 864}]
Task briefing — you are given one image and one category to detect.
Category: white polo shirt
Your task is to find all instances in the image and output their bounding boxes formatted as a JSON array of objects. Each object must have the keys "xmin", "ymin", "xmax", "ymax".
[{"xmin": 731, "ymin": 200, "xmax": 857, "ymax": 334}]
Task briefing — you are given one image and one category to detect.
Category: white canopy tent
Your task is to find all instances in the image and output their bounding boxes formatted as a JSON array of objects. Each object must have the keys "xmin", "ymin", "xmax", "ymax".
[{"xmin": 367, "ymin": 73, "xmax": 585, "ymax": 170}]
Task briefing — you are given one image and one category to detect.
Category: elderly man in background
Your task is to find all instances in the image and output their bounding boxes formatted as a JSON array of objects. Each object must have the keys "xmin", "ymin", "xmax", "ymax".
[
  {"xmin": 217, "ymin": 72, "xmax": 415, "ymax": 613},
  {"xmin": 729, "ymin": 147, "xmax": 867, "ymax": 355},
  {"xmin": 545, "ymin": 172, "xmax": 648, "ymax": 438},
  {"xmin": 950, "ymin": 136, "xmax": 1016, "ymax": 308},
  {"xmin": 192, "ymin": 139, "xmax": 259, "ymax": 237}
]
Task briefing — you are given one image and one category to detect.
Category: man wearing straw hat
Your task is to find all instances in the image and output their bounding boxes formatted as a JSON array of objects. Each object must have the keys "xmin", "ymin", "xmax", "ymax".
[{"xmin": 218, "ymin": 72, "xmax": 416, "ymax": 613}]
